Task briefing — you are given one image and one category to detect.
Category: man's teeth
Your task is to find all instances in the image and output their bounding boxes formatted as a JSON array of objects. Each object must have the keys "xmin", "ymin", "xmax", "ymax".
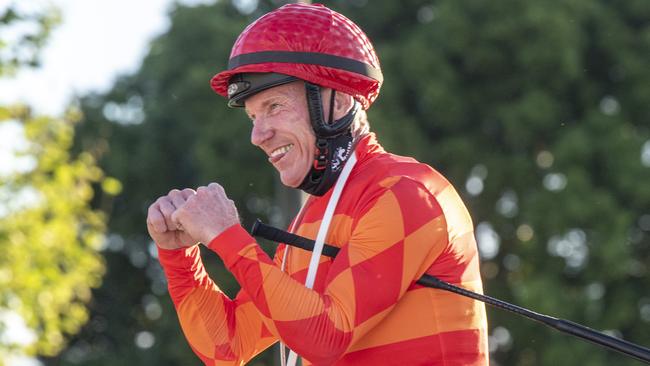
[{"xmin": 270, "ymin": 144, "xmax": 293, "ymax": 158}]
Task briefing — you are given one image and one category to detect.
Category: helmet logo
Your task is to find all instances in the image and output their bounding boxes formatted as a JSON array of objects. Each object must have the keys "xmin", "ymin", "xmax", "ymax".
[{"xmin": 227, "ymin": 83, "xmax": 239, "ymax": 97}]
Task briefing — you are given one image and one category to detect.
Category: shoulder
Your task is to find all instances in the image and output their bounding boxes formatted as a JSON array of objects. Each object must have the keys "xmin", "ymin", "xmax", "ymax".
[
  {"xmin": 343, "ymin": 152, "xmax": 453, "ymax": 221},
  {"xmin": 349, "ymin": 150, "xmax": 452, "ymax": 200}
]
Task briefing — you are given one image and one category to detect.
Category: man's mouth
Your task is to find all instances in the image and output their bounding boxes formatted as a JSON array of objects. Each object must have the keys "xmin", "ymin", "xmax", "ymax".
[{"xmin": 269, "ymin": 144, "xmax": 294, "ymax": 163}]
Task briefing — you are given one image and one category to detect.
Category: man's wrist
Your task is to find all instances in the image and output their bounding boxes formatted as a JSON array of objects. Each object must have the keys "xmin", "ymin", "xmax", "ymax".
[
  {"xmin": 156, "ymin": 242, "xmax": 193, "ymax": 251},
  {"xmin": 207, "ymin": 224, "xmax": 255, "ymax": 269},
  {"xmin": 200, "ymin": 222, "xmax": 240, "ymax": 245}
]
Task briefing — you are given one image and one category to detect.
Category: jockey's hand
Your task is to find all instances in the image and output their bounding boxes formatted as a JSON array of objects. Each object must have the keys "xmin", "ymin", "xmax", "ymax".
[
  {"xmin": 146, "ymin": 188, "xmax": 197, "ymax": 250},
  {"xmin": 171, "ymin": 183, "xmax": 240, "ymax": 245}
]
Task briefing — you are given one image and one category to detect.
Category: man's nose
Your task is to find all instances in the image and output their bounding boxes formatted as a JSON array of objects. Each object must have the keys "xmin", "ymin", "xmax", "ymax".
[{"xmin": 250, "ymin": 118, "xmax": 273, "ymax": 147}]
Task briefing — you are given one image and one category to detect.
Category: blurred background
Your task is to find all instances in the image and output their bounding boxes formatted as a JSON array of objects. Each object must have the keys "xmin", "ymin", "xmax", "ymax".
[{"xmin": 1, "ymin": 0, "xmax": 649, "ymax": 365}]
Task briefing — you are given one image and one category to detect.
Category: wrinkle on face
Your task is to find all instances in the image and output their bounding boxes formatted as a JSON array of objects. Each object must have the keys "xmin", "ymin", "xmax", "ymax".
[{"xmin": 245, "ymin": 82, "xmax": 316, "ymax": 188}]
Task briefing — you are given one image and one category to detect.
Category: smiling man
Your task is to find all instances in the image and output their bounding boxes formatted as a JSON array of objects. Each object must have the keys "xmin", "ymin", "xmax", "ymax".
[
  {"xmin": 146, "ymin": 3, "xmax": 488, "ymax": 365},
  {"xmin": 243, "ymin": 79, "xmax": 358, "ymax": 188}
]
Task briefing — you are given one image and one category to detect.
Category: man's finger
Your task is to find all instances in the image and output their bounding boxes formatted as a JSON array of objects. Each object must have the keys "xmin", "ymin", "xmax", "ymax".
[
  {"xmin": 169, "ymin": 189, "xmax": 187, "ymax": 210},
  {"xmin": 147, "ymin": 203, "xmax": 168, "ymax": 233},
  {"xmin": 158, "ymin": 198, "xmax": 177, "ymax": 231},
  {"xmin": 181, "ymin": 188, "xmax": 196, "ymax": 200},
  {"xmin": 207, "ymin": 182, "xmax": 222, "ymax": 190},
  {"xmin": 171, "ymin": 209, "xmax": 183, "ymax": 231},
  {"xmin": 207, "ymin": 182, "xmax": 225, "ymax": 194}
]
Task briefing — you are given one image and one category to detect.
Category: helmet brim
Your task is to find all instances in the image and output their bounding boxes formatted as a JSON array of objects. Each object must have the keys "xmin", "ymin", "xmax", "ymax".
[
  {"xmin": 211, "ymin": 63, "xmax": 379, "ymax": 110},
  {"xmin": 226, "ymin": 73, "xmax": 299, "ymax": 108}
]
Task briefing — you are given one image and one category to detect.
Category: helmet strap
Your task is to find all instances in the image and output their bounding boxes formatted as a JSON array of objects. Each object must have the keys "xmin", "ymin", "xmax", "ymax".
[{"xmin": 298, "ymin": 82, "xmax": 359, "ymax": 196}]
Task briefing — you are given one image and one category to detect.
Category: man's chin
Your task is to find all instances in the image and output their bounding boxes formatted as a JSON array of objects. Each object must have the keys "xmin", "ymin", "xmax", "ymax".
[
  {"xmin": 279, "ymin": 172, "xmax": 304, "ymax": 189},
  {"xmin": 279, "ymin": 174, "xmax": 298, "ymax": 188}
]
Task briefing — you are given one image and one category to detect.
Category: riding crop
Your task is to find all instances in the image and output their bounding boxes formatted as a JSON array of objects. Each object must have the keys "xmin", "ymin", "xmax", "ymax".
[{"xmin": 250, "ymin": 219, "xmax": 650, "ymax": 364}]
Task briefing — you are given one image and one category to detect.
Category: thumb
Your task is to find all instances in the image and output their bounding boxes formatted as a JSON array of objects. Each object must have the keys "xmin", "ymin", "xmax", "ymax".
[{"xmin": 171, "ymin": 209, "xmax": 184, "ymax": 231}]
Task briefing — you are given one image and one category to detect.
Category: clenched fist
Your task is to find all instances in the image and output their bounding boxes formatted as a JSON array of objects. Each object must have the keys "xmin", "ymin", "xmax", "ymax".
[
  {"xmin": 147, "ymin": 183, "xmax": 240, "ymax": 249},
  {"xmin": 147, "ymin": 188, "xmax": 198, "ymax": 250},
  {"xmin": 170, "ymin": 183, "xmax": 240, "ymax": 245}
]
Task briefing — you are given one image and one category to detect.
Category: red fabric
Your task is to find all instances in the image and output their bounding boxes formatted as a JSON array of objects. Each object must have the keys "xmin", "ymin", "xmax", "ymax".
[{"xmin": 338, "ymin": 330, "xmax": 487, "ymax": 366}]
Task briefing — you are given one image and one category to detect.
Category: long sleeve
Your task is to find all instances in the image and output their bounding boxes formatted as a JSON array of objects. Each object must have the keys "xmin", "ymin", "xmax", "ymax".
[
  {"xmin": 208, "ymin": 177, "xmax": 448, "ymax": 365},
  {"xmin": 157, "ymin": 245, "xmax": 280, "ymax": 365}
]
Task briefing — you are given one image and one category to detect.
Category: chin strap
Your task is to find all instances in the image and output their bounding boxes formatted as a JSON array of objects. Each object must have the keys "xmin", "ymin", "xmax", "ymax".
[{"xmin": 297, "ymin": 82, "xmax": 359, "ymax": 196}]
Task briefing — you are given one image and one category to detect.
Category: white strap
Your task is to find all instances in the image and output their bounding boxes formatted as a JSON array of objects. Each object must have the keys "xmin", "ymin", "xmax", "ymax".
[
  {"xmin": 280, "ymin": 198, "xmax": 309, "ymax": 366},
  {"xmin": 284, "ymin": 152, "xmax": 358, "ymax": 366}
]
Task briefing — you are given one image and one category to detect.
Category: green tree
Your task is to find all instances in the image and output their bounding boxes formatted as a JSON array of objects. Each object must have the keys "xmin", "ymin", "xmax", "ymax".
[
  {"xmin": 338, "ymin": 0, "xmax": 650, "ymax": 365},
  {"xmin": 0, "ymin": 107, "xmax": 110, "ymax": 361},
  {"xmin": 55, "ymin": 0, "xmax": 650, "ymax": 365},
  {"xmin": 0, "ymin": 2, "xmax": 59, "ymax": 76},
  {"xmin": 0, "ymin": 3, "xmax": 114, "ymax": 363}
]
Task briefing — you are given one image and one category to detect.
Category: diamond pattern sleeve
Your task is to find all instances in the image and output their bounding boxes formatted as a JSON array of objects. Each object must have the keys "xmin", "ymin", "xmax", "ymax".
[{"xmin": 157, "ymin": 244, "xmax": 283, "ymax": 364}]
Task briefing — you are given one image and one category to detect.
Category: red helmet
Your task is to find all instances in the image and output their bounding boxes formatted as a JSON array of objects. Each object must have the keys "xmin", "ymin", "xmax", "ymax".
[{"xmin": 210, "ymin": 3, "xmax": 383, "ymax": 110}]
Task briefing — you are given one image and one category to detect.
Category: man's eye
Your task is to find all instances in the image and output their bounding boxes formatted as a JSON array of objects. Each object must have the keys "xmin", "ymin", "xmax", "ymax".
[{"xmin": 269, "ymin": 103, "xmax": 281, "ymax": 111}]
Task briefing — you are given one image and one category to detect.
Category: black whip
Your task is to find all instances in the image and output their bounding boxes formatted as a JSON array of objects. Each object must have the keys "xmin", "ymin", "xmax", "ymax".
[{"xmin": 250, "ymin": 219, "xmax": 650, "ymax": 364}]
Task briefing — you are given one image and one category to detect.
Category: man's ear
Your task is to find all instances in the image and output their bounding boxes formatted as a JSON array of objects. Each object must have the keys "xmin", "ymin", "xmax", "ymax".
[{"xmin": 333, "ymin": 91, "xmax": 354, "ymax": 120}]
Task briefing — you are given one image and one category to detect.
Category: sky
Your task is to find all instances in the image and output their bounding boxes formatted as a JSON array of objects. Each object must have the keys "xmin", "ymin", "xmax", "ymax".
[
  {"xmin": 0, "ymin": 0, "xmax": 214, "ymax": 364},
  {"xmin": 0, "ymin": 0, "xmax": 180, "ymax": 115}
]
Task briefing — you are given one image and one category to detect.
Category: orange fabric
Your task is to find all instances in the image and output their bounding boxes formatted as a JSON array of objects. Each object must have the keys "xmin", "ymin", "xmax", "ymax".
[{"xmin": 157, "ymin": 134, "xmax": 488, "ymax": 365}]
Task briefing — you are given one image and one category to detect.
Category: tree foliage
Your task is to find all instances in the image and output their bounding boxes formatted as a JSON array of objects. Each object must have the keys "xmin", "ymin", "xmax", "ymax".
[
  {"xmin": 0, "ymin": 2, "xmax": 60, "ymax": 77},
  {"xmin": 51, "ymin": 0, "xmax": 650, "ymax": 365},
  {"xmin": 0, "ymin": 3, "xmax": 111, "ymax": 363},
  {"xmin": 0, "ymin": 107, "xmax": 109, "ymax": 360}
]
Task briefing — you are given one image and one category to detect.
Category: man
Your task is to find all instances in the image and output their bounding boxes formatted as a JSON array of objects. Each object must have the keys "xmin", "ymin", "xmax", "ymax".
[{"xmin": 147, "ymin": 3, "xmax": 488, "ymax": 365}]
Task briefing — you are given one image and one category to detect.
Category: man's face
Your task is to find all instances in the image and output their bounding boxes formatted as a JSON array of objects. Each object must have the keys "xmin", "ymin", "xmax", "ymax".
[{"xmin": 245, "ymin": 82, "xmax": 315, "ymax": 188}]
